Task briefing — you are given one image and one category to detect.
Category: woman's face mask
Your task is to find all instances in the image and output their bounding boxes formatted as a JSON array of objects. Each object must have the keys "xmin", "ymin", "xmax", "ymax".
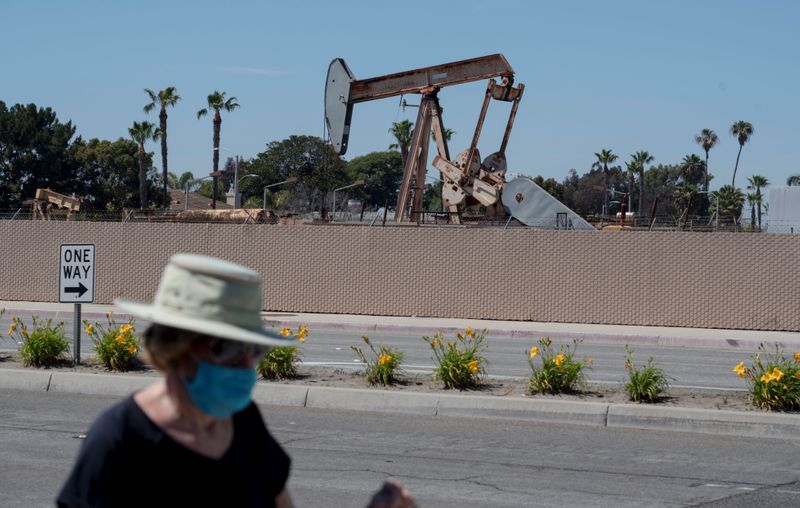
[{"xmin": 184, "ymin": 360, "xmax": 257, "ymax": 418}]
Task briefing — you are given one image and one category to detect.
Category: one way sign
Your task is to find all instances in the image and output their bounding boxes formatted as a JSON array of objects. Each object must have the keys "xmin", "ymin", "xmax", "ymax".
[{"xmin": 59, "ymin": 244, "xmax": 95, "ymax": 303}]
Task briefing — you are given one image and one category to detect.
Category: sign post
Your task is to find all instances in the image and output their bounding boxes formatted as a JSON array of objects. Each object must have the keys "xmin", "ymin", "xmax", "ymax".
[{"xmin": 59, "ymin": 244, "xmax": 95, "ymax": 365}]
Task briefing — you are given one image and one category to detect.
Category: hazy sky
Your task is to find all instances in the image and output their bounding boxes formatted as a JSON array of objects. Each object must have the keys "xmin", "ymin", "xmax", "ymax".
[{"xmin": 2, "ymin": 0, "xmax": 798, "ymax": 191}]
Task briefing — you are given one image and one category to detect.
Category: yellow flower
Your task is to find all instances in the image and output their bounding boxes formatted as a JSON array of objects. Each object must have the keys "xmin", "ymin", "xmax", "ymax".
[
  {"xmin": 465, "ymin": 326, "xmax": 474, "ymax": 337},
  {"xmin": 378, "ymin": 354, "xmax": 392, "ymax": 366},
  {"xmin": 85, "ymin": 324, "xmax": 94, "ymax": 334},
  {"xmin": 733, "ymin": 362, "xmax": 747, "ymax": 378},
  {"xmin": 119, "ymin": 324, "xmax": 133, "ymax": 334},
  {"xmin": 294, "ymin": 333, "xmax": 305, "ymax": 343},
  {"xmin": 771, "ymin": 367, "xmax": 784, "ymax": 382},
  {"xmin": 554, "ymin": 354, "xmax": 565, "ymax": 367},
  {"xmin": 127, "ymin": 345, "xmax": 137, "ymax": 354},
  {"xmin": 760, "ymin": 372, "xmax": 773, "ymax": 384},
  {"xmin": 794, "ymin": 353, "xmax": 800, "ymax": 362},
  {"xmin": 468, "ymin": 360, "xmax": 479, "ymax": 373},
  {"xmin": 115, "ymin": 335, "xmax": 126, "ymax": 345},
  {"xmin": 279, "ymin": 327, "xmax": 291, "ymax": 337},
  {"xmin": 529, "ymin": 346, "xmax": 539, "ymax": 360},
  {"xmin": 7, "ymin": 322, "xmax": 16, "ymax": 336}
]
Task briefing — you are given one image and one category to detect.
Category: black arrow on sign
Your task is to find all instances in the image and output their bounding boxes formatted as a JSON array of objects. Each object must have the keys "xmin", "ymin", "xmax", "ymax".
[{"xmin": 64, "ymin": 283, "xmax": 88, "ymax": 297}]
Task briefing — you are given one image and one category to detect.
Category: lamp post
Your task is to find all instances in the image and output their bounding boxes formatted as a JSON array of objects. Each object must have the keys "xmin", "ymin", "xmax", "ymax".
[
  {"xmin": 184, "ymin": 175, "xmax": 213, "ymax": 210},
  {"xmin": 332, "ymin": 179, "xmax": 365, "ymax": 221},
  {"xmin": 234, "ymin": 174, "xmax": 258, "ymax": 208},
  {"xmin": 262, "ymin": 177, "xmax": 298, "ymax": 209}
]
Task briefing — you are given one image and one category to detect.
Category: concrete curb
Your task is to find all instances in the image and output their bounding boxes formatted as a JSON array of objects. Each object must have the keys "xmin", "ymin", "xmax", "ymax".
[{"xmin": 3, "ymin": 368, "xmax": 798, "ymax": 441}]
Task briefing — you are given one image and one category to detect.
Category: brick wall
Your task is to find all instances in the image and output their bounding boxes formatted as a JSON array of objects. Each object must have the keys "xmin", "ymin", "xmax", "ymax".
[{"xmin": 1, "ymin": 221, "xmax": 798, "ymax": 331}]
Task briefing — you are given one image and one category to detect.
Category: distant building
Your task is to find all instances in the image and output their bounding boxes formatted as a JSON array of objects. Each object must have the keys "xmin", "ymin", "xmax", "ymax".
[{"xmin": 767, "ymin": 186, "xmax": 800, "ymax": 233}]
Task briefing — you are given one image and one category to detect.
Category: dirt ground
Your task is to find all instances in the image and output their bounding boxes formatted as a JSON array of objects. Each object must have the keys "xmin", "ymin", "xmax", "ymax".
[{"xmin": 1, "ymin": 352, "xmax": 759, "ymax": 412}]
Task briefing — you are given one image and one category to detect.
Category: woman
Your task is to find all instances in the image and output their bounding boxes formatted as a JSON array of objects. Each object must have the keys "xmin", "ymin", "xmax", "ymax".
[{"xmin": 57, "ymin": 253, "xmax": 414, "ymax": 508}]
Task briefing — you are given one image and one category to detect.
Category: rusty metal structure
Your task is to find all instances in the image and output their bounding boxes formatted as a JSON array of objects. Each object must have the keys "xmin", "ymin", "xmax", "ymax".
[
  {"xmin": 326, "ymin": 54, "xmax": 524, "ymax": 223},
  {"xmin": 31, "ymin": 188, "xmax": 81, "ymax": 220}
]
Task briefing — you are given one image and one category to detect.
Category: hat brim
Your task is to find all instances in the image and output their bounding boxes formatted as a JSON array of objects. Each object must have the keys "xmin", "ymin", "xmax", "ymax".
[{"xmin": 114, "ymin": 298, "xmax": 297, "ymax": 348}]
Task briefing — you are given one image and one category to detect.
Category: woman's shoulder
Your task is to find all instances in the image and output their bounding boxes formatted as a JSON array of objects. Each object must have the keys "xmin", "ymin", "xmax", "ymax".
[{"xmin": 85, "ymin": 395, "xmax": 159, "ymax": 448}]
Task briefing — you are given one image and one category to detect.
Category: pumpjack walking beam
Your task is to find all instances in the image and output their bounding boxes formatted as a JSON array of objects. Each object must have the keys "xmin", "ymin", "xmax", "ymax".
[{"xmin": 325, "ymin": 54, "xmax": 522, "ymax": 222}]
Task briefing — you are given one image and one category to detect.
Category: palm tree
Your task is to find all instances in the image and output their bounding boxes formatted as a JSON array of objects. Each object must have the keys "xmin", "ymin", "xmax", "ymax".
[
  {"xmin": 729, "ymin": 121, "xmax": 754, "ymax": 187},
  {"xmin": 128, "ymin": 121, "xmax": 161, "ymax": 209},
  {"xmin": 144, "ymin": 87, "xmax": 180, "ymax": 208},
  {"xmin": 197, "ymin": 91, "xmax": 240, "ymax": 208},
  {"xmin": 594, "ymin": 149, "xmax": 618, "ymax": 215},
  {"xmin": 624, "ymin": 160, "xmax": 637, "ymax": 213},
  {"xmin": 712, "ymin": 185, "xmax": 745, "ymax": 224},
  {"xmin": 746, "ymin": 174, "xmax": 769, "ymax": 230},
  {"xmin": 694, "ymin": 129, "xmax": 718, "ymax": 191},
  {"xmin": 679, "ymin": 154, "xmax": 706, "ymax": 186},
  {"xmin": 746, "ymin": 192, "xmax": 759, "ymax": 230},
  {"xmin": 388, "ymin": 120, "xmax": 414, "ymax": 167},
  {"xmin": 787, "ymin": 174, "xmax": 800, "ymax": 186},
  {"xmin": 631, "ymin": 151, "xmax": 654, "ymax": 216}
]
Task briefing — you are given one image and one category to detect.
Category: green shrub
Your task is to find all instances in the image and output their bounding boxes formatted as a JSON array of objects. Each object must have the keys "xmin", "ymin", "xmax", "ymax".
[
  {"xmin": 257, "ymin": 324, "xmax": 307, "ymax": 380},
  {"xmin": 257, "ymin": 346, "xmax": 300, "ymax": 380},
  {"xmin": 623, "ymin": 344, "xmax": 670, "ymax": 402},
  {"xmin": 527, "ymin": 337, "xmax": 591, "ymax": 395},
  {"xmin": 351, "ymin": 335, "xmax": 404, "ymax": 386},
  {"xmin": 733, "ymin": 343, "xmax": 800, "ymax": 411},
  {"xmin": 84, "ymin": 315, "xmax": 140, "ymax": 371},
  {"xmin": 8, "ymin": 315, "xmax": 69, "ymax": 367},
  {"xmin": 424, "ymin": 327, "xmax": 487, "ymax": 390}
]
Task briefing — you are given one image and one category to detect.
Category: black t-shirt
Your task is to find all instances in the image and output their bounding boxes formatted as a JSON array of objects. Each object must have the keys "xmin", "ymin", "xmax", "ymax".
[{"xmin": 56, "ymin": 396, "xmax": 291, "ymax": 508}]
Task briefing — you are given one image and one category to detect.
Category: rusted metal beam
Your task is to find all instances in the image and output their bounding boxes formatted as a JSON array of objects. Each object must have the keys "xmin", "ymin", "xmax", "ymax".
[{"xmin": 349, "ymin": 54, "xmax": 514, "ymax": 103}]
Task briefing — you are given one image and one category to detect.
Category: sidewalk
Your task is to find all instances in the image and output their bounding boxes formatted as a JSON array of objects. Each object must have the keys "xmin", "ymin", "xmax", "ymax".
[{"xmin": 3, "ymin": 300, "xmax": 797, "ymax": 350}]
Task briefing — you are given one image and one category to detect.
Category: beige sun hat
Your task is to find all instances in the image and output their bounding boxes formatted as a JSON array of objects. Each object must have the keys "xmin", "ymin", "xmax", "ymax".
[{"xmin": 114, "ymin": 253, "xmax": 294, "ymax": 347}]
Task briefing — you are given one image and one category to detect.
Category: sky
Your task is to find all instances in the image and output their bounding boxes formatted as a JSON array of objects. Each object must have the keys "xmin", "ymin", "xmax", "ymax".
[{"xmin": 2, "ymin": 0, "xmax": 799, "ymax": 193}]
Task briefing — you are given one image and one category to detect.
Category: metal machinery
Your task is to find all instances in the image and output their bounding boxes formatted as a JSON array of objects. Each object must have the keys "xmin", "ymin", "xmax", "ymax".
[
  {"xmin": 31, "ymin": 188, "xmax": 81, "ymax": 220},
  {"xmin": 325, "ymin": 54, "xmax": 524, "ymax": 224}
]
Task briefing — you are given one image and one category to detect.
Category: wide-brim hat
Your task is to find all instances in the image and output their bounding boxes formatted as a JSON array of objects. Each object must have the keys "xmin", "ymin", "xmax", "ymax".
[{"xmin": 115, "ymin": 253, "xmax": 295, "ymax": 347}]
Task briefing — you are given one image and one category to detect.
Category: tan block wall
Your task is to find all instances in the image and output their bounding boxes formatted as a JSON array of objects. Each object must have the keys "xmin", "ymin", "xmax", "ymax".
[{"xmin": 1, "ymin": 221, "xmax": 798, "ymax": 331}]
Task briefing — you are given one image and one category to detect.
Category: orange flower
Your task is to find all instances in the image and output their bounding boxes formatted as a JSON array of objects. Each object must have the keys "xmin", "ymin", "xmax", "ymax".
[
  {"xmin": 378, "ymin": 354, "xmax": 392, "ymax": 366},
  {"xmin": 465, "ymin": 326, "xmax": 474, "ymax": 337},
  {"xmin": 127, "ymin": 345, "xmax": 137, "ymax": 354},
  {"xmin": 554, "ymin": 354, "xmax": 565, "ymax": 367},
  {"xmin": 529, "ymin": 346, "xmax": 539, "ymax": 360},
  {"xmin": 468, "ymin": 360, "xmax": 479, "ymax": 373},
  {"xmin": 279, "ymin": 327, "xmax": 291, "ymax": 337},
  {"xmin": 115, "ymin": 335, "xmax": 126, "ymax": 345},
  {"xmin": 732, "ymin": 362, "xmax": 747, "ymax": 378}
]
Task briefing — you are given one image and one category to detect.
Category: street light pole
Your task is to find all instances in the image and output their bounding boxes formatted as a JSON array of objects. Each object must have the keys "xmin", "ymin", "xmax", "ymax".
[
  {"xmin": 184, "ymin": 175, "xmax": 212, "ymax": 210},
  {"xmin": 332, "ymin": 179, "xmax": 366, "ymax": 221},
  {"xmin": 234, "ymin": 174, "xmax": 258, "ymax": 208},
  {"xmin": 262, "ymin": 177, "xmax": 299, "ymax": 209}
]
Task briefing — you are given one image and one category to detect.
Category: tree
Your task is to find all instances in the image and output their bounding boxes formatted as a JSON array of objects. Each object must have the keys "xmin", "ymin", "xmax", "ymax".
[
  {"xmin": 346, "ymin": 151, "xmax": 404, "ymax": 208},
  {"xmin": 624, "ymin": 160, "xmax": 637, "ymax": 213},
  {"xmin": 787, "ymin": 174, "xmax": 800, "ymax": 186},
  {"xmin": 712, "ymin": 185, "xmax": 745, "ymax": 224},
  {"xmin": 388, "ymin": 120, "xmax": 414, "ymax": 167},
  {"xmin": 631, "ymin": 151, "xmax": 654, "ymax": 216},
  {"xmin": 729, "ymin": 121, "xmax": 754, "ymax": 187},
  {"xmin": 0, "ymin": 101, "xmax": 77, "ymax": 207},
  {"xmin": 144, "ymin": 87, "xmax": 181, "ymax": 208},
  {"xmin": 694, "ymin": 129, "xmax": 718, "ymax": 191},
  {"xmin": 746, "ymin": 192, "xmax": 759, "ymax": 230},
  {"xmin": 197, "ymin": 91, "xmax": 240, "ymax": 208},
  {"xmin": 128, "ymin": 121, "xmax": 160, "ymax": 209},
  {"xmin": 72, "ymin": 137, "xmax": 155, "ymax": 211},
  {"xmin": 594, "ymin": 149, "xmax": 617, "ymax": 215},
  {"xmin": 248, "ymin": 135, "xmax": 347, "ymax": 211},
  {"xmin": 679, "ymin": 154, "xmax": 706, "ymax": 187},
  {"xmin": 746, "ymin": 174, "xmax": 769, "ymax": 230}
]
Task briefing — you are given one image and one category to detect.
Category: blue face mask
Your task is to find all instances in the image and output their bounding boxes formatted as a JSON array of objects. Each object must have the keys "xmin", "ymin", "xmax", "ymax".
[{"xmin": 185, "ymin": 361, "xmax": 257, "ymax": 418}]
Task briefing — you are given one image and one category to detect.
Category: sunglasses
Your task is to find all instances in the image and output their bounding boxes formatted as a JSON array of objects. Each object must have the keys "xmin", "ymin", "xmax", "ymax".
[{"xmin": 207, "ymin": 338, "xmax": 270, "ymax": 366}]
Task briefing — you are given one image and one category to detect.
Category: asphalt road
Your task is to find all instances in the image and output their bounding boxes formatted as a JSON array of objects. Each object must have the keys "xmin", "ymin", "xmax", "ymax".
[
  {"xmin": 0, "ymin": 312, "xmax": 758, "ymax": 390},
  {"xmin": 2, "ymin": 389, "xmax": 799, "ymax": 507}
]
